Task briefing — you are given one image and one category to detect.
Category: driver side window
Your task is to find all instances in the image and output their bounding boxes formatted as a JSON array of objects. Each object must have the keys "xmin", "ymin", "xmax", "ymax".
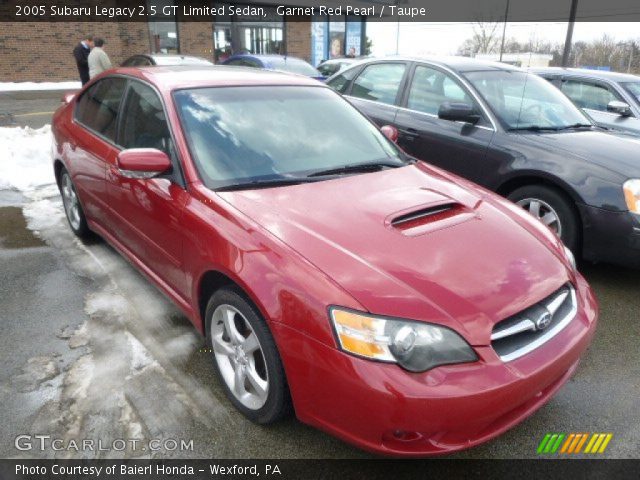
[{"xmin": 561, "ymin": 79, "xmax": 622, "ymax": 112}]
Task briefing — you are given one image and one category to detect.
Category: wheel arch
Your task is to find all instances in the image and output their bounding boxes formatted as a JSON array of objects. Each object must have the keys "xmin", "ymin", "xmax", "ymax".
[
  {"xmin": 496, "ymin": 172, "xmax": 583, "ymax": 205},
  {"xmin": 496, "ymin": 172, "xmax": 585, "ymax": 252},
  {"xmin": 53, "ymin": 158, "xmax": 66, "ymax": 188},
  {"xmin": 196, "ymin": 269, "xmax": 269, "ymax": 339}
]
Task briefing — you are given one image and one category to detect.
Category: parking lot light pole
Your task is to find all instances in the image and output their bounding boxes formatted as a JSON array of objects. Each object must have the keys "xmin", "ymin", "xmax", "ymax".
[
  {"xmin": 499, "ymin": 0, "xmax": 510, "ymax": 62},
  {"xmin": 562, "ymin": 0, "xmax": 579, "ymax": 67}
]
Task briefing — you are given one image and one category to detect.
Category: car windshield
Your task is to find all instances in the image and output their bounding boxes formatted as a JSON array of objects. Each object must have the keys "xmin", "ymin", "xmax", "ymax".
[
  {"xmin": 463, "ymin": 70, "xmax": 591, "ymax": 130},
  {"xmin": 621, "ymin": 82, "xmax": 640, "ymax": 104},
  {"xmin": 268, "ymin": 58, "xmax": 321, "ymax": 77},
  {"xmin": 174, "ymin": 86, "xmax": 405, "ymax": 189}
]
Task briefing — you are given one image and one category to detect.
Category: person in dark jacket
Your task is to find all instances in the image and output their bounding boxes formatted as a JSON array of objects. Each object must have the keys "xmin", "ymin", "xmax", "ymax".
[{"xmin": 73, "ymin": 35, "xmax": 94, "ymax": 85}]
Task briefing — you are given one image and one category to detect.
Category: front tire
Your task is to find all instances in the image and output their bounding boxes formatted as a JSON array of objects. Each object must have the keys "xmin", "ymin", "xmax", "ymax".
[
  {"xmin": 205, "ymin": 287, "xmax": 291, "ymax": 424},
  {"xmin": 59, "ymin": 168, "xmax": 90, "ymax": 239},
  {"xmin": 507, "ymin": 185, "xmax": 579, "ymax": 252}
]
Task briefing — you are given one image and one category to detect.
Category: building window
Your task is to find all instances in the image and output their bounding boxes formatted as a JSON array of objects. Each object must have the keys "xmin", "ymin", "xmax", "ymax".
[
  {"xmin": 311, "ymin": 17, "xmax": 365, "ymax": 66},
  {"xmin": 148, "ymin": 0, "xmax": 179, "ymax": 53},
  {"xmin": 213, "ymin": 3, "xmax": 284, "ymax": 62}
]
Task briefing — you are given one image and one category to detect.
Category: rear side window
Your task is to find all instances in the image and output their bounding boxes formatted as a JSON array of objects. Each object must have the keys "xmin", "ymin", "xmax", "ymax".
[
  {"xmin": 118, "ymin": 81, "xmax": 172, "ymax": 154},
  {"xmin": 349, "ymin": 63, "xmax": 406, "ymax": 105},
  {"xmin": 407, "ymin": 65, "xmax": 473, "ymax": 115},
  {"xmin": 326, "ymin": 66, "xmax": 359, "ymax": 93},
  {"xmin": 75, "ymin": 78, "xmax": 127, "ymax": 142}
]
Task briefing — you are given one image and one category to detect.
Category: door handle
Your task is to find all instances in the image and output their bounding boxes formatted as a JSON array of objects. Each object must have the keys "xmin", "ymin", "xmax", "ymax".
[{"xmin": 398, "ymin": 128, "xmax": 419, "ymax": 140}]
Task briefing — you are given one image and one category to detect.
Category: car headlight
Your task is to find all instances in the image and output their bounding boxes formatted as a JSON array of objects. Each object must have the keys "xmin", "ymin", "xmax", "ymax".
[
  {"xmin": 329, "ymin": 308, "xmax": 477, "ymax": 372},
  {"xmin": 563, "ymin": 246, "xmax": 576, "ymax": 270},
  {"xmin": 623, "ymin": 179, "xmax": 640, "ymax": 214}
]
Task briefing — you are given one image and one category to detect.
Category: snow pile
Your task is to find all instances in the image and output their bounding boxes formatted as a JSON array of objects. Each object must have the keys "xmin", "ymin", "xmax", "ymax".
[
  {"xmin": 0, "ymin": 81, "xmax": 80, "ymax": 92},
  {"xmin": 0, "ymin": 125, "xmax": 55, "ymax": 191}
]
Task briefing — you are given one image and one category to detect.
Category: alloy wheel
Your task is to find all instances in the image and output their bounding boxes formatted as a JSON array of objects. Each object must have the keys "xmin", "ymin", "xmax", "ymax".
[
  {"xmin": 61, "ymin": 173, "xmax": 81, "ymax": 230},
  {"xmin": 516, "ymin": 197, "xmax": 562, "ymax": 236},
  {"xmin": 210, "ymin": 304, "xmax": 269, "ymax": 410}
]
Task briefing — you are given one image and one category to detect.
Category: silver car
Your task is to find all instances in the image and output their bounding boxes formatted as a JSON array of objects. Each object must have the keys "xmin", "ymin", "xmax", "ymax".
[{"xmin": 533, "ymin": 67, "xmax": 640, "ymax": 137}]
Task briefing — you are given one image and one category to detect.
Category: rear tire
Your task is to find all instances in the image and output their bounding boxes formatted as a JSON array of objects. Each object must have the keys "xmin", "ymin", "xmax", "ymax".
[
  {"xmin": 205, "ymin": 286, "xmax": 291, "ymax": 424},
  {"xmin": 59, "ymin": 168, "xmax": 90, "ymax": 239},
  {"xmin": 507, "ymin": 185, "xmax": 579, "ymax": 252}
]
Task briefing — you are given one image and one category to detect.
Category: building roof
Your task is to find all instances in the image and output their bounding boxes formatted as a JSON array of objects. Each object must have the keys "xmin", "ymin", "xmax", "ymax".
[{"xmin": 110, "ymin": 65, "xmax": 324, "ymax": 91}]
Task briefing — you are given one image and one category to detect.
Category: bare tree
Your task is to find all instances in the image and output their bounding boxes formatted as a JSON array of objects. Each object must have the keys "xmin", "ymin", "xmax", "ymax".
[{"xmin": 456, "ymin": 22, "xmax": 501, "ymax": 56}]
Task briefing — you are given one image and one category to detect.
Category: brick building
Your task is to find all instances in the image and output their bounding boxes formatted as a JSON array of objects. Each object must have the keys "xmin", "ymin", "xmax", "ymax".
[{"xmin": 0, "ymin": 6, "xmax": 366, "ymax": 82}]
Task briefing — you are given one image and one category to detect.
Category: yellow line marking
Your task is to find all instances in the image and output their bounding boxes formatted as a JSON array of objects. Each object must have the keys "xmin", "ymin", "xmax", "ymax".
[
  {"xmin": 598, "ymin": 434, "xmax": 613, "ymax": 453},
  {"xmin": 584, "ymin": 433, "xmax": 598, "ymax": 453},
  {"xmin": 591, "ymin": 433, "xmax": 606, "ymax": 453},
  {"xmin": 13, "ymin": 111, "xmax": 55, "ymax": 117}
]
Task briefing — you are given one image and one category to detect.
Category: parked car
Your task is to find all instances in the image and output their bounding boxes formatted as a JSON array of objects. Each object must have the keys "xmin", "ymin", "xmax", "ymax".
[
  {"xmin": 121, "ymin": 54, "xmax": 213, "ymax": 67},
  {"xmin": 317, "ymin": 57, "xmax": 360, "ymax": 77},
  {"xmin": 51, "ymin": 65, "xmax": 596, "ymax": 456},
  {"xmin": 220, "ymin": 54, "xmax": 325, "ymax": 80},
  {"xmin": 532, "ymin": 67, "xmax": 640, "ymax": 137},
  {"xmin": 327, "ymin": 56, "xmax": 640, "ymax": 268}
]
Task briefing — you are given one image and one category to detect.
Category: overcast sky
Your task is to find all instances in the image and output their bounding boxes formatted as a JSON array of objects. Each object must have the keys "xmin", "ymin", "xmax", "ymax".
[{"xmin": 367, "ymin": 22, "xmax": 640, "ymax": 56}]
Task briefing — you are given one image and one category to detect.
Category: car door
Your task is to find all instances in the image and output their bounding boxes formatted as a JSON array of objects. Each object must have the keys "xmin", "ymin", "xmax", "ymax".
[
  {"xmin": 560, "ymin": 78, "xmax": 640, "ymax": 135},
  {"xmin": 343, "ymin": 61, "xmax": 409, "ymax": 127},
  {"xmin": 71, "ymin": 77, "xmax": 127, "ymax": 228},
  {"xmin": 393, "ymin": 63, "xmax": 495, "ymax": 182},
  {"xmin": 106, "ymin": 79, "xmax": 190, "ymax": 298}
]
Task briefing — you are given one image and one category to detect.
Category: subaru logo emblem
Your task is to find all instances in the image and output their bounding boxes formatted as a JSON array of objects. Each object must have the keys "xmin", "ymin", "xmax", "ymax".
[{"xmin": 535, "ymin": 310, "xmax": 552, "ymax": 330}]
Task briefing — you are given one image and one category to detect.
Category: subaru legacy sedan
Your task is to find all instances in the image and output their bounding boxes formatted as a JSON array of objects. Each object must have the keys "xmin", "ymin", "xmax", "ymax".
[
  {"xmin": 328, "ymin": 57, "xmax": 640, "ymax": 268},
  {"xmin": 51, "ymin": 66, "xmax": 597, "ymax": 456}
]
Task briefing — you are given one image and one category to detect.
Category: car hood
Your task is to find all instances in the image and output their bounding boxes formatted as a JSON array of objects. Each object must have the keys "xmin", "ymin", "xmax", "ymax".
[
  {"xmin": 516, "ymin": 130, "xmax": 640, "ymax": 177},
  {"xmin": 218, "ymin": 164, "xmax": 570, "ymax": 345}
]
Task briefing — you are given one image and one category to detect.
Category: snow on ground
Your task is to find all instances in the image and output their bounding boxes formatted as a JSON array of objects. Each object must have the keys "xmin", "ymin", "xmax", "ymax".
[
  {"xmin": 0, "ymin": 125, "xmax": 55, "ymax": 191},
  {"xmin": 1, "ymin": 125, "xmax": 232, "ymax": 458},
  {"xmin": 0, "ymin": 81, "xmax": 80, "ymax": 92}
]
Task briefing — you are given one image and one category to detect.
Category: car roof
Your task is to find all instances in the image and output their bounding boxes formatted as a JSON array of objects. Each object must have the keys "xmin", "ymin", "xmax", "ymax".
[
  {"xmin": 108, "ymin": 65, "xmax": 324, "ymax": 91},
  {"xmin": 353, "ymin": 55, "xmax": 522, "ymax": 73},
  {"xmin": 321, "ymin": 58, "xmax": 359, "ymax": 64},
  {"xmin": 531, "ymin": 67, "xmax": 640, "ymax": 82}
]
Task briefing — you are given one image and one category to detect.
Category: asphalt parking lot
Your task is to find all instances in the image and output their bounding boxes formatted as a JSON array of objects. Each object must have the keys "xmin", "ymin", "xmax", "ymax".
[{"xmin": 0, "ymin": 93, "xmax": 639, "ymax": 459}]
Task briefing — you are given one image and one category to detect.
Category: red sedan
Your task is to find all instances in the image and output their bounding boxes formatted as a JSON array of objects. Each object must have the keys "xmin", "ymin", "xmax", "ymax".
[{"xmin": 51, "ymin": 65, "xmax": 598, "ymax": 456}]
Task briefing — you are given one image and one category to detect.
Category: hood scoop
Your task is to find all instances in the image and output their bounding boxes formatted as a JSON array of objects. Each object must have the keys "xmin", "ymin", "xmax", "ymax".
[{"xmin": 387, "ymin": 202, "xmax": 477, "ymax": 236}]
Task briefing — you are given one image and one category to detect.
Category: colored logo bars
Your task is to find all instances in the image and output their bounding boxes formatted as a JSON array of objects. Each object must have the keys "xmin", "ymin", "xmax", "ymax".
[{"xmin": 537, "ymin": 433, "xmax": 613, "ymax": 454}]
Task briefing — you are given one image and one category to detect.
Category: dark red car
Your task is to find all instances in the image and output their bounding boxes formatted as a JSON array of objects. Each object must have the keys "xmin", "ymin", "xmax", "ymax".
[{"xmin": 51, "ymin": 65, "xmax": 598, "ymax": 456}]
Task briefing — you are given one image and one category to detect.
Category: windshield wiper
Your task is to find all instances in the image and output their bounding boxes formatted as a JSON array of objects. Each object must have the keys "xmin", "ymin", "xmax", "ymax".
[
  {"xmin": 509, "ymin": 123, "xmax": 594, "ymax": 132},
  {"xmin": 554, "ymin": 123, "xmax": 594, "ymax": 130},
  {"xmin": 508, "ymin": 125, "xmax": 562, "ymax": 132},
  {"xmin": 307, "ymin": 162, "xmax": 402, "ymax": 178},
  {"xmin": 216, "ymin": 177, "xmax": 319, "ymax": 192}
]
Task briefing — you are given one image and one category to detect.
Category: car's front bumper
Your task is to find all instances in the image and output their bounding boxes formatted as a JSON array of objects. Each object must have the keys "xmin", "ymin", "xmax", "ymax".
[
  {"xmin": 580, "ymin": 203, "xmax": 640, "ymax": 268},
  {"xmin": 273, "ymin": 274, "xmax": 598, "ymax": 457}
]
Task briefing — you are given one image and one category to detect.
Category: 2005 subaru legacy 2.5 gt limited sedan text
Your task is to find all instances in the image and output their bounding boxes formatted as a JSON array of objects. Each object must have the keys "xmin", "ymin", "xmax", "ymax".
[{"xmin": 51, "ymin": 65, "xmax": 598, "ymax": 456}]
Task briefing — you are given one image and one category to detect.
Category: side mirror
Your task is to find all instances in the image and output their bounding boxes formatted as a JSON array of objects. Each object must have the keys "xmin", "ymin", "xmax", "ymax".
[
  {"xmin": 116, "ymin": 149, "xmax": 171, "ymax": 179},
  {"xmin": 381, "ymin": 125, "xmax": 398, "ymax": 143},
  {"xmin": 607, "ymin": 100, "xmax": 632, "ymax": 117},
  {"xmin": 61, "ymin": 92, "xmax": 76, "ymax": 104},
  {"xmin": 438, "ymin": 102, "xmax": 481, "ymax": 124}
]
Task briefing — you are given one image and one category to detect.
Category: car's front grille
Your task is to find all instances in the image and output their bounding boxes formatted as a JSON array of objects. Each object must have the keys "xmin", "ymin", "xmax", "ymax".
[{"xmin": 491, "ymin": 284, "xmax": 577, "ymax": 362}]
